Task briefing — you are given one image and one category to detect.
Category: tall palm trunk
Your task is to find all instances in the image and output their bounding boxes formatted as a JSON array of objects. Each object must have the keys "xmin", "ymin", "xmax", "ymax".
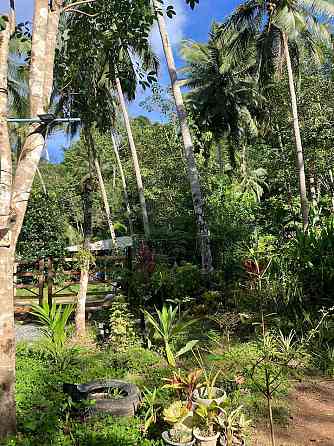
[
  {"xmin": 152, "ymin": 0, "xmax": 213, "ymax": 272},
  {"xmin": 75, "ymin": 175, "xmax": 93, "ymax": 338},
  {"xmin": 115, "ymin": 77, "xmax": 150, "ymax": 238},
  {"xmin": 283, "ymin": 33, "xmax": 309, "ymax": 229},
  {"xmin": 111, "ymin": 131, "xmax": 134, "ymax": 235},
  {"xmin": 85, "ymin": 129, "xmax": 118, "ymax": 248}
]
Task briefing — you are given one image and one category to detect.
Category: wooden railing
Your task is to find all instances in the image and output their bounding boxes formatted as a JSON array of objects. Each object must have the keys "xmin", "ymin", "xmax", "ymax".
[{"xmin": 14, "ymin": 250, "xmax": 132, "ymax": 306}]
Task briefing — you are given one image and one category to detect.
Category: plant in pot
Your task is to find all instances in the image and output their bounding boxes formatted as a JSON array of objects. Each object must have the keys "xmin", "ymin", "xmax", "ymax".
[
  {"xmin": 163, "ymin": 369, "xmax": 203, "ymax": 409},
  {"xmin": 193, "ymin": 402, "xmax": 220, "ymax": 446},
  {"xmin": 163, "ymin": 401, "xmax": 195, "ymax": 446},
  {"xmin": 217, "ymin": 405, "xmax": 251, "ymax": 445},
  {"xmin": 192, "ymin": 369, "xmax": 226, "ymax": 407},
  {"xmin": 192, "ymin": 351, "xmax": 226, "ymax": 407}
]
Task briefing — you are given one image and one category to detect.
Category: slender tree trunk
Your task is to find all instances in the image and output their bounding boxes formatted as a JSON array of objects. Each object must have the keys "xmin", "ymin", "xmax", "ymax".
[
  {"xmin": 111, "ymin": 131, "xmax": 134, "ymax": 235},
  {"xmin": 94, "ymin": 157, "xmax": 118, "ymax": 248},
  {"xmin": 153, "ymin": 0, "xmax": 213, "ymax": 272},
  {"xmin": 329, "ymin": 169, "xmax": 334, "ymax": 213},
  {"xmin": 75, "ymin": 177, "xmax": 93, "ymax": 338},
  {"xmin": 309, "ymin": 177, "xmax": 317, "ymax": 207},
  {"xmin": 283, "ymin": 33, "xmax": 309, "ymax": 229},
  {"xmin": 85, "ymin": 128, "xmax": 118, "ymax": 249},
  {"xmin": 115, "ymin": 77, "xmax": 150, "ymax": 238},
  {"xmin": 75, "ymin": 263, "xmax": 89, "ymax": 338}
]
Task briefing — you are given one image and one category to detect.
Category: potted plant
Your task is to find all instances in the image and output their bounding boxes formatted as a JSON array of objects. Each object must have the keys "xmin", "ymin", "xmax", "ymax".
[
  {"xmin": 162, "ymin": 401, "xmax": 195, "ymax": 446},
  {"xmin": 163, "ymin": 369, "xmax": 203, "ymax": 409},
  {"xmin": 193, "ymin": 402, "xmax": 220, "ymax": 446},
  {"xmin": 193, "ymin": 369, "xmax": 226, "ymax": 407},
  {"xmin": 217, "ymin": 406, "xmax": 251, "ymax": 446}
]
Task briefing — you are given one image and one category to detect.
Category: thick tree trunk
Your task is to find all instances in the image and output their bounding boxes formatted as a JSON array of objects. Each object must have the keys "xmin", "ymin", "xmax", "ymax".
[
  {"xmin": 283, "ymin": 33, "xmax": 309, "ymax": 229},
  {"xmin": 0, "ymin": 0, "xmax": 62, "ymax": 436},
  {"xmin": 0, "ymin": 249, "xmax": 16, "ymax": 438},
  {"xmin": 153, "ymin": 0, "xmax": 213, "ymax": 272},
  {"xmin": 0, "ymin": 14, "xmax": 16, "ymax": 438},
  {"xmin": 115, "ymin": 77, "xmax": 150, "ymax": 238},
  {"xmin": 111, "ymin": 131, "xmax": 134, "ymax": 235}
]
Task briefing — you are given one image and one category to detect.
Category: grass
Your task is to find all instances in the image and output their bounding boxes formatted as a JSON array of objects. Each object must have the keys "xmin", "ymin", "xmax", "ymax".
[{"xmin": 15, "ymin": 283, "xmax": 112, "ymax": 303}]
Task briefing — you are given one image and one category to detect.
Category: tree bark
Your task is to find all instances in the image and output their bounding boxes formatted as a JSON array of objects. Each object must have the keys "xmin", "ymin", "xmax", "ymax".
[
  {"xmin": 0, "ymin": 14, "xmax": 16, "ymax": 438},
  {"xmin": 152, "ymin": 0, "xmax": 213, "ymax": 272},
  {"xmin": 283, "ymin": 33, "xmax": 309, "ymax": 229},
  {"xmin": 75, "ymin": 176, "xmax": 93, "ymax": 338},
  {"xmin": 0, "ymin": 249, "xmax": 16, "ymax": 438},
  {"xmin": 0, "ymin": 1, "xmax": 63, "ymax": 436},
  {"xmin": 111, "ymin": 131, "xmax": 134, "ymax": 235},
  {"xmin": 94, "ymin": 157, "xmax": 118, "ymax": 248},
  {"xmin": 43, "ymin": 0, "xmax": 63, "ymax": 105},
  {"xmin": 115, "ymin": 77, "xmax": 150, "ymax": 238},
  {"xmin": 85, "ymin": 128, "xmax": 118, "ymax": 249}
]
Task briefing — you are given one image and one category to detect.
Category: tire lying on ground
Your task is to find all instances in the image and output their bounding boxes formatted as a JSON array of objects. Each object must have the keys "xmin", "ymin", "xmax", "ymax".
[{"xmin": 77, "ymin": 379, "xmax": 140, "ymax": 417}]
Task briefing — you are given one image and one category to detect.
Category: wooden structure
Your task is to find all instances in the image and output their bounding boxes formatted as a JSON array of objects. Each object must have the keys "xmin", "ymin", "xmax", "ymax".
[{"xmin": 14, "ymin": 250, "xmax": 132, "ymax": 307}]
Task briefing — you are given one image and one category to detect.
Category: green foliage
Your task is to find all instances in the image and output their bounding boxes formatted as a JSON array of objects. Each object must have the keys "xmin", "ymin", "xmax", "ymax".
[
  {"xmin": 217, "ymin": 405, "xmax": 251, "ymax": 445},
  {"xmin": 108, "ymin": 300, "xmax": 141, "ymax": 352},
  {"xmin": 141, "ymin": 387, "xmax": 161, "ymax": 433},
  {"xmin": 17, "ymin": 190, "xmax": 67, "ymax": 260},
  {"xmin": 30, "ymin": 302, "xmax": 81, "ymax": 370},
  {"xmin": 194, "ymin": 402, "xmax": 220, "ymax": 436},
  {"xmin": 74, "ymin": 249, "xmax": 96, "ymax": 271},
  {"xmin": 143, "ymin": 305, "xmax": 198, "ymax": 367},
  {"xmin": 150, "ymin": 262, "xmax": 202, "ymax": 303}
]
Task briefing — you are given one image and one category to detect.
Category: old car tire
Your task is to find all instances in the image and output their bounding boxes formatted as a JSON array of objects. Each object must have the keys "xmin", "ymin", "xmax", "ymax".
[{"xmin": 77, "ymin": 379, "xmax": 140, "ymax": 417}]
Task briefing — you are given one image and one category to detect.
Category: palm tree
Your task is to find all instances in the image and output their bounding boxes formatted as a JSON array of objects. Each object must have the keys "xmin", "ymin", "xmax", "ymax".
[
  {"xmin": 180, "ymin": 24, "xmax": 261, "ymax": 166},
  {"xmin": 223, "ymin": 0, "xmax": 334, "ymax": 228},
  {"xmin": 152, "ymin": 0, "xmax": 213, "ymax": 272}
]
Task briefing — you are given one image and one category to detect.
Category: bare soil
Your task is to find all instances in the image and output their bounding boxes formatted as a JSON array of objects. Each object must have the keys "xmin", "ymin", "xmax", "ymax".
[{"xmin": 252, "ymin": 379, "xmax": 334, "ymax": 446}]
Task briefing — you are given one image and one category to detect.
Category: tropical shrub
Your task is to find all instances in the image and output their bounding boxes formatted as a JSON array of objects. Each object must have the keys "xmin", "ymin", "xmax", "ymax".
[
  {"xmin": 30, "ymin": 302, "xmax": 82, "ymax": 370},
  {"xmin": 143, "ymin": 305, "xmax": 198, "ymax": 367}
]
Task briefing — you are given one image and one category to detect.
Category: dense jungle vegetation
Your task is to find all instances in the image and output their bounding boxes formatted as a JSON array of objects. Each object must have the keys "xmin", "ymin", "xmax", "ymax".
[{"xmin": 1, "ymin": 0, "xmax": 334, "ymax": 445}]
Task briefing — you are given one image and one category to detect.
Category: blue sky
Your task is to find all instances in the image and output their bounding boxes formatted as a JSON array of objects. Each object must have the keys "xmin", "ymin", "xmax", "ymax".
[{"xmin": 15, "ymin": 0, "xmax": 240, "ymax": 162}]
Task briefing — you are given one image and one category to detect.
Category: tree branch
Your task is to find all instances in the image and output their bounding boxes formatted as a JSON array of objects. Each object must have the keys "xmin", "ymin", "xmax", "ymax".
[
  {"xmin": 64, "ymin": 8, "xmax": 97, "ymax": 16},
  {"xmin": 63, "ymin": 0, "xmax": 96, "ymax": 11},
  {"xmin": 0, "ymin": 18, "xmax": 12, "ymax": 232}
]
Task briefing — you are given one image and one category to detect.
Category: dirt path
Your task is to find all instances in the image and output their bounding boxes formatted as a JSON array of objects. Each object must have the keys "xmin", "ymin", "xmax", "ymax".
[{"xmin": 253, "ymin": 379, "xmax": 334, "ymax": 446}]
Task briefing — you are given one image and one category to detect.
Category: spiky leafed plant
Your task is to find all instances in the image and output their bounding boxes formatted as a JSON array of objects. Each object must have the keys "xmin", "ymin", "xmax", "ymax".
[{"xmin": 222, "ymin": 0, "xmax": 334, "ymax": 228}]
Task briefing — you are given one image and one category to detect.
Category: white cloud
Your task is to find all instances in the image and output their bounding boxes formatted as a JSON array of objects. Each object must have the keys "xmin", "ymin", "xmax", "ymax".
[{"xmin": 150, "ymin": 0, "xmax": 188, "ymax": 58}]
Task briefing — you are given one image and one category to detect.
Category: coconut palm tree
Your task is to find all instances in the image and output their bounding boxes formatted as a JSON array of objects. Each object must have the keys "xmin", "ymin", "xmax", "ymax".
[
  {"xmin": 223, "ymin": 0, "xmax": 334, "ymax": 228},
  {"xmin": 180, "ymin": 23, "xmax": 261, "ymax": 166},
  {"xmin": 152, "ymin": 0, "xmax": 213, "ymax": 272}
]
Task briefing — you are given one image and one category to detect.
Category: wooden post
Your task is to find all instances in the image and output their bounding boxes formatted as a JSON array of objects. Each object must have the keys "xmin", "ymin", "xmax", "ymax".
[
  {"xmin": 47, "ymin": 257, "xmax": 53, "ymax": 307},
  {"xmin": 38, "ymin": 258, "xmax": 44, "ymax": 305}
]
